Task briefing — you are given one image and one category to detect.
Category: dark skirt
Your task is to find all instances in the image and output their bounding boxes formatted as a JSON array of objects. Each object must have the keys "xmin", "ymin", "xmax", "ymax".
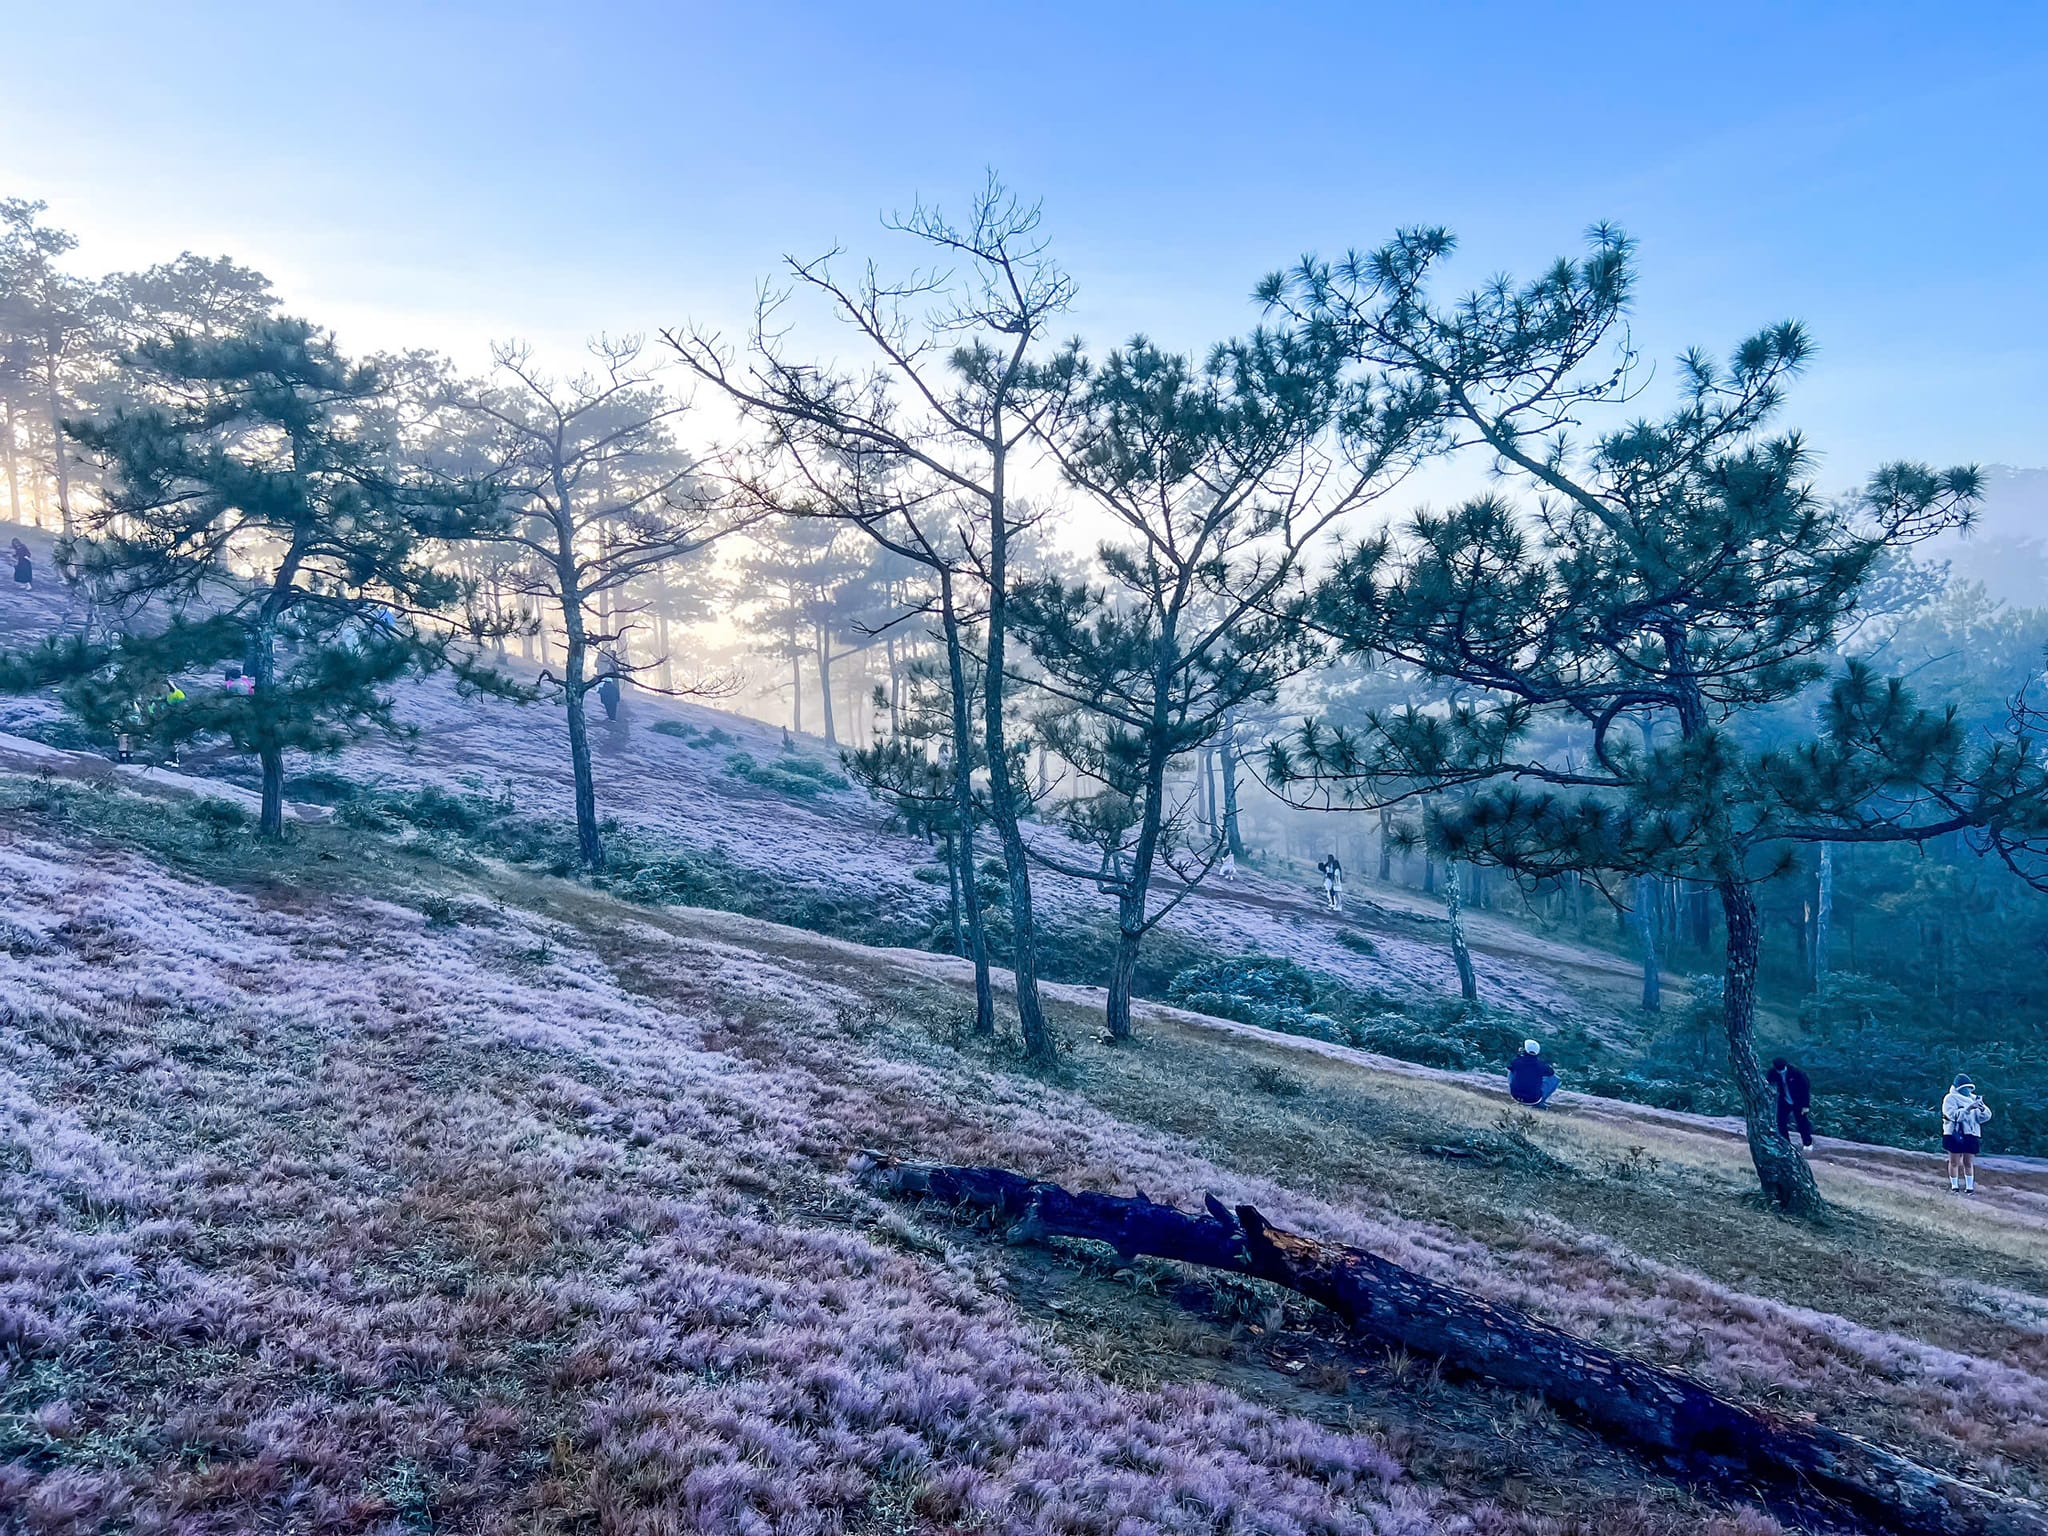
[
  {"xmin": 1943, "ymin": 1132, "xmax": 1982, "ymax": 1155},
  {"xmin": 12, "ymin": 558, "xmax": 30, "ymax": 584}
]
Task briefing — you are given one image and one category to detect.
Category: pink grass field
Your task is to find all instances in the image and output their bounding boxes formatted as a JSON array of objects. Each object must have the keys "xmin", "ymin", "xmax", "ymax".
[{"xmin": 3, "ymin": 807, "xmax": 2045, "ymax": 1533}]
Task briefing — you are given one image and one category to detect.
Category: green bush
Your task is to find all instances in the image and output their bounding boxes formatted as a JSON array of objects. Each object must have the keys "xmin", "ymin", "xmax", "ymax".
[
  {"xmin": 726, "ymin": 751, "xmax": 850, "ymax": 798},
  {"xmin": 609, "ymin": 848, "xmax": 739, "ymax": 909},
  {"xmin": 282, "ymin": 769, "xmax": 362, "ymax": 806},
  {"xmin": 186, "ymin": 797, "xmax": 249, "ymax": 848},
  {"xmin": 1170, "ymin": 955, "xmax": 1318, "ymax": 1010}
]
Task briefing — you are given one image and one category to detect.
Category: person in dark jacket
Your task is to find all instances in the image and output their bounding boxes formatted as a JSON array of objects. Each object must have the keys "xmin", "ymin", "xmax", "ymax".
[
  {"xmin": 1508, "ymin": 1039, "xmax": 1560, "ymax": 1107},
  {"xmin": 1767, "ymin": 1058, "xmax": 1814, "ymax": 1150},
  {"xmin": 10, "ymin": 538, "xmax": 31, "ymax": 588}
]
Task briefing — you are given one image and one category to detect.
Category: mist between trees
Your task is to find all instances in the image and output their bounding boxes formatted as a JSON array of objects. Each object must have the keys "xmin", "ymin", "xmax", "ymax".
[{"xmin": 4, "ymin": 180, "xmax": 2046, "ymax": 1216}]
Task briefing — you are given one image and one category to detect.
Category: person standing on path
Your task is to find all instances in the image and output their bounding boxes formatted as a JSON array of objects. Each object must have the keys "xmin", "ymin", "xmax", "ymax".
[
  {"xmin": 1767, "ymin": 1058, "xmax": 1815, "ymax": 1151},
  {"xmin": 1942, "ymin": 1074, "xmax": 1992, "ymax": 1194},
  {"xmin": 10, "ymin": 537, "xmax": 31, "ymax": 589}
]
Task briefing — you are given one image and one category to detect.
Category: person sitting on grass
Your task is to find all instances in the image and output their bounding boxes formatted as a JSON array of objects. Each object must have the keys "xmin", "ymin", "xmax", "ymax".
[
  {"xmin": 1942, "ymin": 1073, "xmax": 1993, "ymax": 1194},
  {"xmin": 1508, "ymin": 1039, "xmax": 1560, "ymax": 1108}
]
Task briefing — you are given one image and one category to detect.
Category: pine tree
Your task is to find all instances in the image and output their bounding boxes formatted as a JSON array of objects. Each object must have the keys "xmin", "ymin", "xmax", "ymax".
[
  {"xmin": 1263, "ymin": 228, "xmax": 2048, "ymax": 1216},
  {"xmin": 3, "ymin": 318, "xmax": 505, "ymax": 837},
  {"xmin": 1010, "ymin": 332, "xmax": 1423, "ymax": 1040}
]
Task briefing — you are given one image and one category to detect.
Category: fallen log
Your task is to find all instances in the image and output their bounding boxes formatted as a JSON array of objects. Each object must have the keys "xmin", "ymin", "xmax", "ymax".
[{"xmin": 851, "ymin": 1153, "xmax": 2048, "ymax": 1536}]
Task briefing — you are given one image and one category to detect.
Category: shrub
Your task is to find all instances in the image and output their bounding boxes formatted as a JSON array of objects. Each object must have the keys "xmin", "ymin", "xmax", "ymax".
[
  {"xmin": 610, "ymin": 850, "xmax": 739, "ymax": 910},
  {"xmin": 186, "ymin": 797, "xmax": 249, "ymax": 848},
  {"xmin": 726, "ymin": 751, "xmax": 849, "ymax": 798},
  {"xmin": 1170, "ymin": 955, "xmax": 1317, "ymax": 1011},
  {"xmin": 282, "ymin": 769, "xmax": 362, "ymax": 806},
  {"xmin": 1248, "ymin": 1062, "xmax": 1307, "ymax": 1098}
]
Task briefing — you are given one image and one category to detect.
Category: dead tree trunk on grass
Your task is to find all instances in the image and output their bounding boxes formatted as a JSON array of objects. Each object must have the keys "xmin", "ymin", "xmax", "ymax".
[{"xmin": 852, "ymin": 1155, "xmax": 2046, "ymax": 1536}]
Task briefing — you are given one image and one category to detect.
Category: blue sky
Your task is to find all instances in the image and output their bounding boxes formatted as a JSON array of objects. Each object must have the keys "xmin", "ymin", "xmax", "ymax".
[{"xmin": 5, "ymin": 0, "xmax": 2045, "ymax": 488}]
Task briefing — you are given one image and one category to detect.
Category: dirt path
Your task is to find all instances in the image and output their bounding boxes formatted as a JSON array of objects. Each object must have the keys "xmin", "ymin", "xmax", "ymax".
[{"xmin": 651, "ymin": 902, "xmax": 2048, "ymax": 1204}]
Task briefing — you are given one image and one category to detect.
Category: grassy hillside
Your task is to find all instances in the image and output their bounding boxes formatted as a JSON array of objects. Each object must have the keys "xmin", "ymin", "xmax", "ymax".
[
  {"xmin": 3, "ymin": 773, "xmax": 2045, "ymax": 1532},
  {"xmin": 8, "ymin": 511, "xmax": 2025, "ymax": 1161}
]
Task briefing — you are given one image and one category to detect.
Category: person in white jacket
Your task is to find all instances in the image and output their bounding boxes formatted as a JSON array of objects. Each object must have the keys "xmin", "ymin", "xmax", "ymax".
[{"xmin": 1941, "ymin": 1074, "xmax": 1992, "ymax": 1194}]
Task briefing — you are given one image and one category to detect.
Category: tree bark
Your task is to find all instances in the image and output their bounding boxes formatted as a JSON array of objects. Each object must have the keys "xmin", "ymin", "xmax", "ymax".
[
  {"xmin": 1720, "ymin": 879, "xmax": 1822, "ymax": 1215},
  {"xmin": 856, "ymin": 1156, "xmax": 2048, "ymax": 1536},
  {"xmin": 1637, "ymin": 876, "xmax": 1663, "ymax": 1014},
  {"xmin": 938, "ymin": 571, "xmax": 994, "ymax": 1037},
  {"xmin": 981, "ymin": 449, "xmax": 1054, "ymax": 1064},
  {"xmin": 43, "ymin": 346, "xmax": 73, "ymax": 543},
  {"xmin": 943, "ymin": 829, "xmax": 964, "ymax": 957},
  {"xmin": 1814, "ymin": 847, "xmax": 1834, "ymax": 992},
  {"xmin": 250, "ymin": 617, "xmax": 285, "ymax": 840},
  {"xmin": 1444, "ymin": 858, "xmax": 1478, "ymax": 1003},
  {"xmin": 1104, "ymin": 629, "xmax": 1177, "ymax": 1043},
  {"xmin": 1105, "ymin": 923, "xmax": 1142, "ymax": 1043},
  {"xmin": 550, "ymin": 515, "xmax": 606, "ymax": 875},
  {"xmin": 1219, "ymin": 712, "xmax": 1245, "ymax": 858},
  {"xmin": 562, "ymin": 629, "xmax": 604, "ymax": 871},
  {"xmin": 1, "ymin": 396, "xmax": 22, "ymax": 525},
  {"xmin": 816, "ymin": 628, "xmax": 837, "ymax": 746},
  {"xmin": 1377, "ymin": 807, "xmax": 1394, "ymax": 882}
]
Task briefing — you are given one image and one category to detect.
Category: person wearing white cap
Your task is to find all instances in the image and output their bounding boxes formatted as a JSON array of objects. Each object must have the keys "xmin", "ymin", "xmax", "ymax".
[
  {"xmin": 1942, "ymin": 1073, "xmax": 1992, "ymax": 1193},
  {"xmin": 1508, "ymin": 1039, "xmax": 1560, "ymax": 1107}
]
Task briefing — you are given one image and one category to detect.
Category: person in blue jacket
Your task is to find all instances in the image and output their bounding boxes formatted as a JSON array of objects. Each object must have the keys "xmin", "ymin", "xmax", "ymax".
[{"xmin": 1508, "ymin": 1039, "xmax": 1560, "ymax": 1107}]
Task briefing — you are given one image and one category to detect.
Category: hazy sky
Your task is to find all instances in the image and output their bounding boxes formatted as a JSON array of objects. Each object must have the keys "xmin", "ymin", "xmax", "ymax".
[{"xmin": 6, "ymin": 0, "xmax": 2045, "ymax": 490}]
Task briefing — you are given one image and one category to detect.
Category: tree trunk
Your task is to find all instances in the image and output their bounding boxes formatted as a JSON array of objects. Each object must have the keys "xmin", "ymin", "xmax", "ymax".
[
  {"xmin": 1, "ymin": 396, "xmax": 22, "ymax": 526},
  {"xmin": 1636, "ymin": 876, "xmax": 1663, "ymax": 1014},
  {"xmin": 885, "ymin": 634, "xmax": 902, "ymax": 736},
  {"xmin": 1377, "ymin": 807, "xmax": 1393, "ymax": 882},
  {"xmin": 1218, "ymin": 712, "xmax": 1245, "ymax": 858},
  {"xmin": 1444, "ymin": 858, "xmax": 1478, "ymax": 1003},
  {"xmin": 816, "ymin": 630, "xmax": 837, "ymax": 746},
  {"xmin": 1814, "ymin": 846, "xmax": 1834, "ymax": 991},
  {"xmin": 250, "ymin": 619, "xmax": 284, "ymax": 840},
  {"xmin": 1720, "ymin": 879, "xmax": 1822, "ymax": 1216},
  {"xmin": 43, "ymin": 348, "xmax": 73, "ymax": 542},
  {"xmin": 551, "ymin": 490, "xmax": 606, "ymax": 872},
  {"xmin": 856, "ymin": 1156, "xmax": 2048, "ymax": 1536},
  {"xmin": 563, "ymin": 634, "xmax": 604, "ymax": 871},
  {"xmin": 938, "ymin": 572, "xmax": 994, "ymax": 1037},
  {"xmin": 981, "ymin": 461, "xmax": 1053, "ymax": 1064},
  {"xmin": 943, "ymin": 830, "xmax": 964, "ymax": 957},
  {"xmin": 1105, "ymin": 921, "xmax": 1142, "ymax": 1043}
]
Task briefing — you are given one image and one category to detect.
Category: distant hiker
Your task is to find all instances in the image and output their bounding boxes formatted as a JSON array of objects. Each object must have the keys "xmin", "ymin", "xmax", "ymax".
[
  {"xmin": 1767, "ymin": 1058, "xmax": 1815, "ymax": 1151},
  {"xmin": 1318, "ymin": 854, "xmax": 1344, "ymax": 913},
  {"xmin": 1508, "ymin": 1039, "xmax": 1560, "ymax": 1107},
  {"xmin": 223, "ymin": 666, "xmax": 255, "ymax": 696},
  {"xmin": 153, "ymin": 682, "xmax": 186, "ymax": 768},
  {"xmin": 1220, "ymin": 849, "xmax": 1237, "ymax": 881},
  {"xmin": 597, "ymin": 672, "xmax": 622, "ymax": 722},
  {"xmin": 10, "ymin": 538, "xmax": 31, "ymax": 588},
  {"xmin": 1942, "ymin": 1074, "xmax": 1992, "ymax": 1194}
]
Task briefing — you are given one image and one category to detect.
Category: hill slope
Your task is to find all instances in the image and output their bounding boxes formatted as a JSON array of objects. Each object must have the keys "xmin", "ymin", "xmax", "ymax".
[{"xmin": 3, "ymin": 782, "xmax": 2045, "ymax": 1533}]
